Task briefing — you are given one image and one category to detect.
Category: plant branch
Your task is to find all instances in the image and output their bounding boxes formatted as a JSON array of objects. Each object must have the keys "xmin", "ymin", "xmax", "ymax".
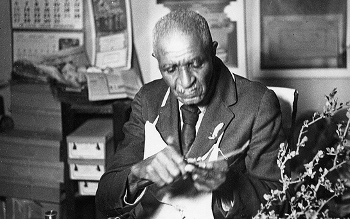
[{"xmin": 342, "ymin": 117, "xmax": 350, "ymax": 139}]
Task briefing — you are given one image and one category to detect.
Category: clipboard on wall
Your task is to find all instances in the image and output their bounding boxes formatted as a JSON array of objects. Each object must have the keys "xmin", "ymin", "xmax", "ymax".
[{"xmin": 85, "ymin": 0, "xmax": 133, "ymax": 70}]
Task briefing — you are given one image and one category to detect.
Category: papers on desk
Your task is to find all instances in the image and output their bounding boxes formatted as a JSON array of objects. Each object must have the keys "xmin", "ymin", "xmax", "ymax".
[{"xmin": 85, "ymin": 70, "xmax": 142, "ymax": 101}]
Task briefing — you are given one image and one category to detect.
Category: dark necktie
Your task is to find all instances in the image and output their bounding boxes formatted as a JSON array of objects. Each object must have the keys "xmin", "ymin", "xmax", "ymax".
[{"xmin": 180, "ymin": 104, "xmax": 200, "ymax": 155}]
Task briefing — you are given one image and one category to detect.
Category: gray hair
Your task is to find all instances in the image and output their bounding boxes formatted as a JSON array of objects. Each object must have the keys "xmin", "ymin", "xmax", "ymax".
[{"xmin": 152, "ymin": 9, "xmax": 213, "ymax": 58}]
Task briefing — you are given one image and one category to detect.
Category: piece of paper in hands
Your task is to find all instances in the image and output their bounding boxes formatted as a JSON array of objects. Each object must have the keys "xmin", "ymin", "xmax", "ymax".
[
  {"xmin": 144, "ymin": 121, "xmax": 167, "ymax": 159},
  {"xmin": 143, "ymin": 119, "xmax": 221, "ymax": 219}
]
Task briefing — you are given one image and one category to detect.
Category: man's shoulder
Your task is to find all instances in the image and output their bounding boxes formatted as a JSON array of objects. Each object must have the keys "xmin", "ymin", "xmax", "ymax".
[
  {"xmin": 232, "ymin": 74, "xmax": 279, "ymax": 109},
  {"xmin": 234, "ymin": 74, "xmax": 268, "ymax": 95},
  {"xmin": 215, "ymin": 57, "xmax": 267, "ymax": 95},
  {"xmin": 140, "ymin": 79, "xmax": 168, "ymax": 95},
  {"xmin": 136, "ymin": 79, "xmax": 169, "ymax": 105}
]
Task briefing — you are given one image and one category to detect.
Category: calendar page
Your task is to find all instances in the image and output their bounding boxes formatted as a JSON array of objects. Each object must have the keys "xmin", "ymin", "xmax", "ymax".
[
  {"xmin": 86, "ymin": 0, "xmax": 132, "ymax": 69},
  {"xmin": 11, "ymin": 0, "xmax": 83, "ymax": 30},
  {"xmin": 13, "ymin": 31, "xmax": 84, "ymax": 63}
]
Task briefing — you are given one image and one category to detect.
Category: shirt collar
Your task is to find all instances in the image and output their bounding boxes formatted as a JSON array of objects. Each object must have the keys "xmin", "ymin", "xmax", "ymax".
[{"xmin": 178, "ymin": 101, "xmax": 207, "ymax": 114}]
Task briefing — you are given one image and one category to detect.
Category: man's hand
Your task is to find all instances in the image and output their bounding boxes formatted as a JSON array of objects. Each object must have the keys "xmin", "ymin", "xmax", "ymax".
[
  {"xmin": 128, "ymin": 146, "xmax": 187, "ymax": 193},
  {"xmin": 126, "ymin": 147, "xmax": 229, "ymax": 203},
  {"xmin": 185, "ymin": 159, "xmax": 229, "ymax": 192}
]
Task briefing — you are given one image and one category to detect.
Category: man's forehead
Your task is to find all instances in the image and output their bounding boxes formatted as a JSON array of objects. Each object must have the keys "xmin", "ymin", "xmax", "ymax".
[{"xmin": 158, "ymin": 32, "xmax": 202, "ymax": 49}]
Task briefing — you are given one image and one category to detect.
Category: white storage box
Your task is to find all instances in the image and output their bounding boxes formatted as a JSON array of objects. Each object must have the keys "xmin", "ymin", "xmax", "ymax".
[
  {"xmin": 78, "ymin": 181, "xmax": 99, "ymax": 196},
  {"xmin": 67, "ymin": 118, "xmax": 114, "ymax": 180},
  {"xmin": 69, "ymin": 159, "xmax": 105, "ymax": 180},
  {"xmin": 67, "ymin": 119, "xmax": 114, "ymax": 160}
]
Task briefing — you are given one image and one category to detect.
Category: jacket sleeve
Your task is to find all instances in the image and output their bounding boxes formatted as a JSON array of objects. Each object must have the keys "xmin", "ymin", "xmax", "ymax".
[
  {"xmin": 95, "ymin": 86, "xmax": 148, "ymax": 218},
  {"xmin": 213, "ymin": 89, "xmax": 287, "ymax": 218}
]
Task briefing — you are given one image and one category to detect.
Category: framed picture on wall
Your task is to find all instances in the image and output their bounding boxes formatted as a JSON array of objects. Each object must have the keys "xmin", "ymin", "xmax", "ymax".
[
  {"xmin": 260, "ymin": 0, "xmax": 346, "ymax": 70},
  {"xmin": 261, "ymin": 14, "xmax": 345, "ymax": 69},
  {"xmin": 246, "ymin": 0, "xmax": 350, "ymax": 78}
]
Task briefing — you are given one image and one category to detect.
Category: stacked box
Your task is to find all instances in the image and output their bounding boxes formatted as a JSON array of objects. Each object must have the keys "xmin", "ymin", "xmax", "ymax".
[
  {"xmin": 78, "ymin": 181, "xmax": 99, "ymax": 196},
  {"xmin": 66, "ymin": 119, "xmax": 114, "ymax": 196},
  {"xmin": 0, "ymin": 130, "xmax": 63, "ymax": 203},
  {"xmin": 10, "ymin": 82, "xmax": 62, "ymax": 134}
]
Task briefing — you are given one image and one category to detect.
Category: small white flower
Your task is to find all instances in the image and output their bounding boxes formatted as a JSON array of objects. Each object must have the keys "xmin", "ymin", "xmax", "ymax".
[{"xmin": 209, "ymin": 122, "xmax": 224, "ymax": 140}]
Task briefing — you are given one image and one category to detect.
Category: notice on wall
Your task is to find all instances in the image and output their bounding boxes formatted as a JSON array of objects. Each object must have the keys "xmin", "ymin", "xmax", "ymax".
[
  {"xmin": 85, "ymin": 0, "xmax": 132, "ymax": 70},
  {"xmin": 11, "ymin": 0, "xmax": 84, "ymax": 30}
]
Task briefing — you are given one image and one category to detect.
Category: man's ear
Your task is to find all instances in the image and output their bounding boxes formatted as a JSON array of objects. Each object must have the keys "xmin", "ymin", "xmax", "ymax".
[{"xmin": 212, "ymin": 41, "xmax": 218, "ymax": 56}]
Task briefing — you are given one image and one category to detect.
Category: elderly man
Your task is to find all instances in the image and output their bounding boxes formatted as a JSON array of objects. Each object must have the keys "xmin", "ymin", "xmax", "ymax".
[{"xmin": 96, "ymin": 9, "xmax": 285, "ymax": 219}]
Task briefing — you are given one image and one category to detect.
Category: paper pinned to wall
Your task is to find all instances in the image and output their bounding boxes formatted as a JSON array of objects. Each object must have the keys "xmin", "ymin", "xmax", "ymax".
[{"xmin": 85, "ymin": 0, "xmax": 133, "ymax": 70}]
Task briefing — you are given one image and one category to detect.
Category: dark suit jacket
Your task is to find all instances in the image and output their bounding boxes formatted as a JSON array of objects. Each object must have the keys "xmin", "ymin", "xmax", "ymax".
[{"xmin": 96, "ymin": 58, "xmax": 285, "ymax": 218}]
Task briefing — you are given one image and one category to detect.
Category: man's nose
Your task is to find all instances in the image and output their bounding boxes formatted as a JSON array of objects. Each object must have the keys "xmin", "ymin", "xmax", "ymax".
[{"xmin": 179, "ymin": 66, "xmax": 194, "ymax": 88}]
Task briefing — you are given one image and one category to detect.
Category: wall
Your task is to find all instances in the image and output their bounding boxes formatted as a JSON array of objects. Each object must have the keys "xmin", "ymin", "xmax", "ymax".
[
  {"xmin": 130, "ymin": 0, "xmax": 169, "ymax": 83},
  {"xmin": 0, "ymin": 0, "xmax": 12, "ymax": 114}
]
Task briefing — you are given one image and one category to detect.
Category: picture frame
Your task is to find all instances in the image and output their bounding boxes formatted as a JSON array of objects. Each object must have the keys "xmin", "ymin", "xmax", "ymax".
[
  {"xmin": 261, "ymin": 14, "xmax": 344, "ymax": 69},
  {"xmin": 246, "ymin": 0, "xmax": 350, "ymax": 78}
]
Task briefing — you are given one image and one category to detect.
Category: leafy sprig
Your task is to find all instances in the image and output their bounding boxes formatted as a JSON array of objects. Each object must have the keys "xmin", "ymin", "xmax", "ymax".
[{"xmin": 254, "ymin": 88, "xmax": 350, "ymax": 219}]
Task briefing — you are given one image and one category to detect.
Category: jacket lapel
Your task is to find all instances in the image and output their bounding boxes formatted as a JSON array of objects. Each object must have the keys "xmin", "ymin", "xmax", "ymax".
[
  {"xmin": 156, "ymin": 91, "xmax": 182, "ymax": 153},
  {"xmin": 187, "ymin": 58, "xmax": 238, "ymax": 159},
  {"xmin": 187, "ymin": 98, "xmax": 234, "ymax": 158}
]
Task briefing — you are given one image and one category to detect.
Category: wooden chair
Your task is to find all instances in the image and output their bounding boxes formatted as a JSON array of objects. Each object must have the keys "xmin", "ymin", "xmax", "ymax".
[{"xmin": 268, "ymin": 86, "xmax": 299, "ymax": 145}]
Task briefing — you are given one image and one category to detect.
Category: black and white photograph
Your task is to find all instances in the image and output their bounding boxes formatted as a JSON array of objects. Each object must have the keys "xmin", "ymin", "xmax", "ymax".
[{"xmin": 0, "ymin": 0, "xmax": 349, "ymax": 218}]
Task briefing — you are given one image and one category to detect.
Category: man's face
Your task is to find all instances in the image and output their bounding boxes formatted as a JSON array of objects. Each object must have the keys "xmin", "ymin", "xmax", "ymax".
[{"xmin": 156, "ymin": 33, "xmax": 216, "ymax": 106}]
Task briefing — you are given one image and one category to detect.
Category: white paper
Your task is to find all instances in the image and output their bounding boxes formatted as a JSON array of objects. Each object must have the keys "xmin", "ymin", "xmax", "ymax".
[
  {"xmin": 85, "ymin": 71, "xmax": 142, "ymax": 101},
  {"xmin": 143, "ymin": 120, "xmax": 221, "ymax": 219},
  {"xmin": 153, "ymin": 141, "xmax": 219, "ymax": 219},
  {"xmin": 143, "ymin": 120, "xmax": 167, "ymax": 159}
]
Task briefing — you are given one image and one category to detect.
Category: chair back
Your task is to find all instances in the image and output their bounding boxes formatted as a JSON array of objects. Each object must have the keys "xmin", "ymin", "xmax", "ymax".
[{"xmin": 268, "ymin": 86, "xmax": 298, "ymax": 143}]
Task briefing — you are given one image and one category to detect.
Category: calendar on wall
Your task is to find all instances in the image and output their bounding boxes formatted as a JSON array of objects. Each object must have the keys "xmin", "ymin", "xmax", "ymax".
[
  {"xmin": 13, "ymin": 31, "xmax": 84, "ymax": 63},
  {"xmin": 10, "ymin": 0, "xmax": 134, "ymax": 72},
  {"xmin": 11, "ymin": 0, "xmax": 85, "ymax": 64},
  {"xmin": 11, "ymin": 0, "xmax": 83, "ymax": 30}
]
